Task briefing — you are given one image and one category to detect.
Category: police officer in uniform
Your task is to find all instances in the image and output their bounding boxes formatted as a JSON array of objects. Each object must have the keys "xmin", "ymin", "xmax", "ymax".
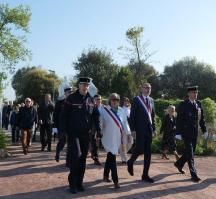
[
  {"xmin": 61, "ymin": 77, "xmax": 101, "ymax": 194},
  {"xmin": 174, "ymin": 86, "xmax": 208, "ymax": 182},
  {"xmin": 54, "ymin": 85, "xmax": 72, "ymax": 162}
]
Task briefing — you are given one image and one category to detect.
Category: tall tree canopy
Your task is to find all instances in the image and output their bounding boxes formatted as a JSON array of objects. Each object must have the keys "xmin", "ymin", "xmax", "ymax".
[
  {"xmin": 12, "ymin": 67, "xmax": 60, "ymax": 103},
  {"xmin": 111, "ymin": 67, "xmax": 136, "ymax": 99},
  {"xmin": 0, "ymin": 4, "xmax": 31, "ymax": 70},
  {"xmin": 128, "ymin": 59, "xmax": 157, "ymax": 86},
  {"xmin": 160, "ymin": 57, "xmax": 216, "ymax": 99},
  {"xmin": 74, "ymin": 48, "xmax": 119, "ymax": 96}
]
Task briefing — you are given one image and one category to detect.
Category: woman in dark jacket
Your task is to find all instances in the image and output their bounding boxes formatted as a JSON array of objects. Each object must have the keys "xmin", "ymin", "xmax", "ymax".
[{"xmin": 160, "ymin": 105, "xmax": 179, "ymax": 160}]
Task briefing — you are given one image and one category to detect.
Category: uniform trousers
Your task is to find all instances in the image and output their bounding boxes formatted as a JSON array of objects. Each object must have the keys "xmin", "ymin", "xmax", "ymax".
[
  {"xmin": 175, "ymin": 138, "xmax": 198, "ymax": 178},
  {"xmin": 68, "ymin": 135, "xmax": 89, "ymax": 188}
]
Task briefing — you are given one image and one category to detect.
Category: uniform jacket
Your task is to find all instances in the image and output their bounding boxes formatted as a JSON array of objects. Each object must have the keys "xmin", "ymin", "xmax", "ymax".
[
  {"xmin": 100, "ymin": 105, "xmax": 131, "ymax": 155},
  {"xmin": 176, "ymin": 99, "xmax": 207, "ymax": 139},
  {"xmin": 61, "ymin": 89, "xmax": 101, "ymax": 137}
]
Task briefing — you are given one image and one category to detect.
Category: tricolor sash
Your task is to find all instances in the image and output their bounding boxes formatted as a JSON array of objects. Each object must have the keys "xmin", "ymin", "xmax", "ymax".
[
  {"xmin": 136, "ymin": 95, "xmax": 152, "ymax": 124},
  {"xmin": 103, "ymin": 106, "xmax": 123, "ymax": 144}
]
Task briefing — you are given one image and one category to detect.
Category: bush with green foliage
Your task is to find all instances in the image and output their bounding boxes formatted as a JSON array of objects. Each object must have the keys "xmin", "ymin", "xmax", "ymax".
[{"xmin": 0, "ymin": 130, "xmax": 8, "ymax": 149}]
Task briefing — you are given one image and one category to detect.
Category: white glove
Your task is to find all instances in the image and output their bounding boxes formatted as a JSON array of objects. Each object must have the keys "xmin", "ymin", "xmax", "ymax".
[
  {"xmin": 175, "ymin": 134, "xmax": 182, "ymax": 140},
  {"xmin": 203, "ymin": 132, "xmax": 208, "ymax": 140},
  {"xmin": 52, "ymin": 128, "xmax": 58, "ymax": 134}
]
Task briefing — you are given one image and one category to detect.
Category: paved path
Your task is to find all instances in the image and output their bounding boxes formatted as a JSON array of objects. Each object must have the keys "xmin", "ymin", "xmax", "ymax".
[{"xmin": 0, "ymin": 142, "xmax": 216, "ymax": 199}]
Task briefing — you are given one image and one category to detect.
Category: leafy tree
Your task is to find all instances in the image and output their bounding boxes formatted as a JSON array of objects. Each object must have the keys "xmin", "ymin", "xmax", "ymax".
[
  {"xmin": 128, "ymin": 59, "xmax": 157, "ymax": 86},
  {"xmin": 0, "ymin": 4, "xmax": 31, "ymax": 70},
  {"xmin": 74, "ymin": 48, "xmax": 119, "ymax": 96},
  {"xmin": 12, "ymin": 67, "xmax": 60, "ymax": 103},
  {"xmin": 111, "ymin": 67, "xmax": 136, "ymax": 99},
  {"xmin": 119, "ymin": 26, "xmax": 154, "ymax": 63},
  {"xmin": 160, "ymin": 57, "xmax": 216, "ymax": 99}
]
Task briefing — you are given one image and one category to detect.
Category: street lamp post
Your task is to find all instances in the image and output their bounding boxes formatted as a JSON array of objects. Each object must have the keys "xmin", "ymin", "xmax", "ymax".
[{"xmin": 48, "ymin": 70, "xmax": 55, "ymax": 102}]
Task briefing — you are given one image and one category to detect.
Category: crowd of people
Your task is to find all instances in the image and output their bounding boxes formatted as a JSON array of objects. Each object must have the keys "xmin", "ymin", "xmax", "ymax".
[{"xmin": 1, "ymin": 77, "xmax": 209, "ymax": 194}]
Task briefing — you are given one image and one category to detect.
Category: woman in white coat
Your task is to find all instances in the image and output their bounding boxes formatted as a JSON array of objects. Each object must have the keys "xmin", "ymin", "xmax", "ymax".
[{"xmin": 100, "ymin": 93, "xmax": 133, "ymax": 189}]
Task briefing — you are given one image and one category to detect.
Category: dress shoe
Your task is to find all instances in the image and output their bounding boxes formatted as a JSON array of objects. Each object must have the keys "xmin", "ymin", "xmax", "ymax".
[
  {"xmin": 114, "ymin": 182, "xmax": 120, "ymax": 189},
  {"xmin": 55, "ymin": 154, "xmax": 59, "ymax": 162},
  {"xmin": 174, "ymin": 162, "xmax": 185, "ymax": 174},
  {"xmin": 121, "ymin": 161, "xmax": 127, "ymax": 164},
  {"xmin": 142, "ymin": 176, "xmax": 154, "ymax": 183},
  {"xmin": 127, "ymin": 160, "xmax": 134, "ymax": 176},
  {"xmin": 103, "ymin": 176, "xmax": 112, "ymax": 183},
  {"xmin": 23, "ymin": 150, "xmax": 27, "ymax": 155},
  {"xmin": 41, "ymin": 146, "xmax": 45, "ymax": 151},
  {"xmin": 69, "ymin": 187, "xmax": 77, "ymax": 194},
  {"xmin": 77, "ymin": 184, "xmax": 85, "ymax": 192},
  {"xmin": 191, "ymin": 176, "xmax": 201, "ymax": 182}
]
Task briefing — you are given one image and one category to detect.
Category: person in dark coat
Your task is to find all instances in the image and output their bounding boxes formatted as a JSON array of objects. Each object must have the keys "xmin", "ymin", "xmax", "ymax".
[
  {"xmin": 17, "ymin": 98, "xmax": 37, "ymax": 155},
  {"xmin": 61, "ymin": 77, "xmax": 101, "ymax": 194},
  {"xmin": 38, "ymin": 94, "xmax": 55, "ymax": 152},
  {"xmin": 127, "ymin": 83, "xmax": 156, "ymax": 183},
  {"xmin": 174, "ymin": 86, "xmax": 208, "ymax": 182},
  {"xmin": 54, "ymin": 85, "xmax": 72, "ymax": 162},
  {"xmin": 89, "ymin": 94, "xmax": 103, "ymax": 166},
  {"xmin": 160, "ymin": 105, "xmax": 179, "ymax": 160},
  {"xmin": 10, "ymin": 105, "xmax": 20, "ymax": 144}
]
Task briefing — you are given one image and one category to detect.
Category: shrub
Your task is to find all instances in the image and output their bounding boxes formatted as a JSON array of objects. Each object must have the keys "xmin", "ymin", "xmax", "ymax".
[{"xmin": 0, "ymin": 130, "xmax": 8, "ymax": 150}]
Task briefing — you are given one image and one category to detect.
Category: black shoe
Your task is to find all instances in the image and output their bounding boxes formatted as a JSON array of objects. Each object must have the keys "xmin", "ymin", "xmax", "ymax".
[
  {"xmin": 55, "ymin": 154, "xmax": 59, "ymax": 162},
  {"xmin": 191, "ymin": 176, "xmax": 201, "ymax": 182},
  {"xmin": 121, "ymin": 161, "xmax": 127, "ymax": 164},
  {"xmin": 103, "ymin": 176, "xmax": 112, "ymax": 183},
  {"xmin": 41, "ymin": 146, "xmax": 45, "ymax": 151},
  {"xmin": 127, "ymin": 160, "xmax": 134, "ymax": 176},
  {"xmin": 174, "ymin": 162, "xmax": 185, "ymax": 174},
  {"xmin": 77, "ymin": 184, "xmax": 85, "ymax": 192},
  {"xmin": 142, "ymin": 176, "xmax": 154, "ymax": 183},
  {"xmin": 69, "ymin": 187, "xmax": 77, "ymax": 194},
  {"xmin": 114, "ymin": 182, "xmax": 120, "ymax": 189}
]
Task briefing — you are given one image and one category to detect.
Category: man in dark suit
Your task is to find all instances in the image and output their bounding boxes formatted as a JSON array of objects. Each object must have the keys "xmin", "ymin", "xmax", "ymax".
[
  {"xmin": 38, "ymin": 94, "xmax": 55, "ymax": 152},
  {"xmin": 127, "ymin": 83, "xmax": 156, "ymax": 183},
  {"xmin": 174, "ymin": 86, "xmax": 208, "ymax": 182},
  {"xmin": 54, "ymin": 85, "xmax": 72, "ymax": 162}
]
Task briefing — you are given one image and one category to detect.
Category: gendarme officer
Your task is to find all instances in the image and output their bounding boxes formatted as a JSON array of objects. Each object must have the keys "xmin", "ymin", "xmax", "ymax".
[
  {"xmin": 174, "ymin": 86, "xmax": 208, "ymax": 182},
  {"xmin": 61, "ymin": 77, "xmax": 101, "ymax": 194}
]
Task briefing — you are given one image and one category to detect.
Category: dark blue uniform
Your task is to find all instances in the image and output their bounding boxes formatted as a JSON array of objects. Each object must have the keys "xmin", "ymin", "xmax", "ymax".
[
  {"xmin": 175, "ymin": 99, "xmax": 207, "ymax": 178},
  {"xmin": 61, "ymin": 89, "xmax": 101, "ymax": 191}
]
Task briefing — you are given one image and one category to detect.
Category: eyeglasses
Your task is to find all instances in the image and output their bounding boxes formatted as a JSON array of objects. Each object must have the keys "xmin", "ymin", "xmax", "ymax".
[
  {"xmin": 96, "ymin": 98, "xmax": 102, "ymax": 101},
  {"xmin": 111, "ymin": 99, "xmax": 120, "ymax": 102},
  {"xmin": 25, "ymin": 101, "xmax": 31, "ymax": 103}
]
